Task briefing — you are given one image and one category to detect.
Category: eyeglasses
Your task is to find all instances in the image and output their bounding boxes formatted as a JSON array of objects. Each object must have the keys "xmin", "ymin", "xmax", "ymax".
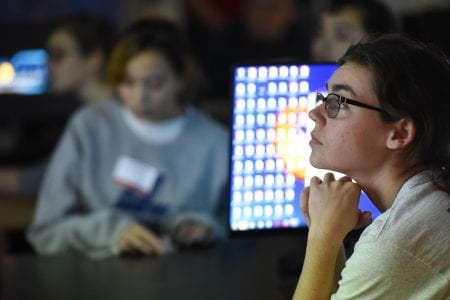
[{"xmin": 316, "ymin": 92, "xmax": 389, "ymax": 119}]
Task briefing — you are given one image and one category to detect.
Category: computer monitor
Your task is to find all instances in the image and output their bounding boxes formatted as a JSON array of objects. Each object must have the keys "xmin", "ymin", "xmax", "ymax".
[
  {"xmin": 228, "ymin": 62, "xmax": 380, "ymax": 236},
  {"xmin": 0, "ymin": 48, "xmax": 48, "ymax": 95}
]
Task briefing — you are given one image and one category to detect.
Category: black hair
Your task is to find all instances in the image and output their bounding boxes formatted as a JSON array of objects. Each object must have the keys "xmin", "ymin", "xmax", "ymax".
[
  {"xmin": 339, "ymin": 33, "xmax": 450, "ymax": 193},
  {"xmin": 328, "ymin": 0, "xmax": 399, "ymax": 33},
  {"xmin": 120, "ymin": 18, "xmax": 189, "ymax": 77},
  {"xmin": 53, "ymin": 12, "xmax": 118, "ymax": 58}
]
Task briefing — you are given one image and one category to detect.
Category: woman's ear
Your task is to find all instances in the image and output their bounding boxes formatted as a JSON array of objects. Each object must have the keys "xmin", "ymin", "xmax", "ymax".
[{"xmin": 386, "ymin": 117, "xmax": 416, "ymax": 150}]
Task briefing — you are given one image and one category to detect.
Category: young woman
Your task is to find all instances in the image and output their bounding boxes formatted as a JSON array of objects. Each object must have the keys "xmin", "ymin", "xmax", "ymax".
[
  {"xmin": 294, "ymin": 34, "xmax": 450, "ymax": 299},
  {"xmin": 310, "ymin": 0, "xmax": 398, "ymax": 62},
  {"xmin": 46, "ymin": 13, "xmax": 116, "ymax": 102},
  {"xmin": 0, "ymin": 13, "xmax": 118, "ymax": 199},
  {"xmin": 27, "ymin": 18, "xmax": 229, "ymax": 258}
]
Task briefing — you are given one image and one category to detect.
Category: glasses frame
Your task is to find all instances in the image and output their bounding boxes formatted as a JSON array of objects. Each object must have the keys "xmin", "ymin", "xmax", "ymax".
[{"xmin": 316, "ymin": 92, "xmax": 389, "ymax": 119}]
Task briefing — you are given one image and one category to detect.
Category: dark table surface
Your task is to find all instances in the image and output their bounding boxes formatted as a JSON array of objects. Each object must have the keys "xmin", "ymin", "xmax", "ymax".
[{"xmin": 1, "ymin": 235, "xmax": 306, "ymax": 300}]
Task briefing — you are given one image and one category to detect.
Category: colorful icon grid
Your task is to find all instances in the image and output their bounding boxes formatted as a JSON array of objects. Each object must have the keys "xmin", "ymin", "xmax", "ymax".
[{"xmin": 229, "ymin": 64, "xmax": 338, "ymax": 231}]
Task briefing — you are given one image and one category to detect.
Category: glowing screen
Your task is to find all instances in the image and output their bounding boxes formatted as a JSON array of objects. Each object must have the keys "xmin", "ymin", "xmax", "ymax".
[{"xmin": 0, "ymin": 48, "xmax": 48, "ymax": 95}]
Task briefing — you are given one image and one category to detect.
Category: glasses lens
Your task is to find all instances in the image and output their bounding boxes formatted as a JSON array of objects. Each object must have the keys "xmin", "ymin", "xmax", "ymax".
[{"xmin": 325, "ymin": 94, "xmax": 340, "ymax": 118}]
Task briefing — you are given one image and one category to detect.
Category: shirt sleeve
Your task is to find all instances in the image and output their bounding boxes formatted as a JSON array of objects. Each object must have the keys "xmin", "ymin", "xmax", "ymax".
[
  {"xmin": 331, "ymin": 239, "xmax": 449, "ymax": 299},
  {"xmin": 166, "ymin": 125, "xmax": 229, "ymax": 240},
  {"xmin": 167, "ymin": 183, "xmax": 228, "ymax": 239},
  {"xmin": 26, "ymin": 117, "xmax": 132, "ymax": 258}
]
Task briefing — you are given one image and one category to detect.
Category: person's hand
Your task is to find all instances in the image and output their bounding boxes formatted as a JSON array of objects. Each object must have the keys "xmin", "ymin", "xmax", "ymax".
[
  {"xmin": 171, "ymin": 220, "xmax": 213, "ymax": 248},
  {"xmin": 300, "ymin": 173, "xmax": 372, "ymax": 243},
  {"xmin": 118, "ymin": 222, "xmax": 165, "ymax": 256}
]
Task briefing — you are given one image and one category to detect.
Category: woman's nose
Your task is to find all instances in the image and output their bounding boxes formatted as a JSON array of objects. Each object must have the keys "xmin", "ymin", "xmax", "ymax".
[
  {"xmin": 308, "ymin": 103, "xmax": 325, "ymax": 123},
  {"xmin": 136, "ymin": 84, "xmax": 149, "ymax": 104}
]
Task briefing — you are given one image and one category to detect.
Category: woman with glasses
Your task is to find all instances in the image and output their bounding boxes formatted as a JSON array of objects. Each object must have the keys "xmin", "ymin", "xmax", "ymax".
[
  {"xmin": 0, "ymin": 13, "xmax": 118, "ymax": 200},
  {"xmin": 45, "ymin": 13, "xmax": 117, "ymax": 101},
  {"xmin": 294, "ymin": 33, "xmax": 450, "ymax": 299}
]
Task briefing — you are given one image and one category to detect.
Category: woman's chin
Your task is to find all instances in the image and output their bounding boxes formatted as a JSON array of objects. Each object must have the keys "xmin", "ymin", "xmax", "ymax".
[
  {"xmin": 309, "ymin": 158, "xmax": 335, "ymax": 173},
  {"xmin": 309, "ymin": 156, "xmax": 324, "ymax": 169}
]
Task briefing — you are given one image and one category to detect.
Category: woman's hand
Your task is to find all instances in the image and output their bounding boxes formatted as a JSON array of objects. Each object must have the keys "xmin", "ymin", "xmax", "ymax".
[
  {"xmin": 118, "ymin": 222, "xmax": 165, "ymax": 256},
  {"xmin": 300, "ymin": 173, "xmax": 372, "ymax": 243},
  {"xmin": 171, "ymin": 220, "xmax": 213, "ymax": 248}
]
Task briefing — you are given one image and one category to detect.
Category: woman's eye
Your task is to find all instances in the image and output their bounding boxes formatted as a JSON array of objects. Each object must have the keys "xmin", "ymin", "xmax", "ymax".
[
  {"xmin": 122, "ymin": 78, "xmax": 135, "ymax": 86},
  {"xmin": 146, "ymin": 80, "xmax": 163, "ymax": 89},
  {"xmin": 121, "ymin": 77, "xmax": 165, "ymax": 89}
]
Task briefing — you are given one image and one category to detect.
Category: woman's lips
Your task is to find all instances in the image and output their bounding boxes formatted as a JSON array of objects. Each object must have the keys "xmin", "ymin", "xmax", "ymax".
[{"xmin": 309, "ymin": 133, "xmax": 323, "ymax": 146}]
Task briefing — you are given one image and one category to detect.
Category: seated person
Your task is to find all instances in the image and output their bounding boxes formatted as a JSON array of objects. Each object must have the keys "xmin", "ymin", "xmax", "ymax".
[
  {"xmin": 27, "ymin": 18, "xmax": 229, "ymax": 258},
  {"xmin": 310, "ymin": 0, "xmax": 399, "ymax": 62},
  {"xmin": 46, "ymin": 12, "xmax": 116, "ymax": 103},
  {"xmin": 294, "ymin": 33, "xmax": 450, "ymax": 299},
  {"xmin": 0, "ymin": 12, "xmax": 118, "ymax": 199}
]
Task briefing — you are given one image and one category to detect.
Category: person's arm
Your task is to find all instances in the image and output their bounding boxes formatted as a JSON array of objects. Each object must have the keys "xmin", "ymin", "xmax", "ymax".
[
  {"xmin": 293, "ymin": 235, "xmax": 346, "ymax": 299},
  {"xmin": 168, "ymin": 182, "xmax": 228, "ymax": 242},
  {"xmin": 29, "ymin": 208, "xmax": 131, "ymax": 256},
  {"xmin": 26, "ymin": 117, "xmax": 131, "ymax": 257},
  {"xmin": 168, "ymin": 126, "xmax": 229, "ymax": 244},
  {"xmin": 293, "ymin": 173, "xmax": 372, "ymax": 300}
]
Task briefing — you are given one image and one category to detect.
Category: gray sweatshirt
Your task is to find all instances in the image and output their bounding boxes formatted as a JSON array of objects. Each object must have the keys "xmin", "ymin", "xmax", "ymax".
[{"xmin": 27, "ymin": 98, "xmax": 229, "ymax": 257}]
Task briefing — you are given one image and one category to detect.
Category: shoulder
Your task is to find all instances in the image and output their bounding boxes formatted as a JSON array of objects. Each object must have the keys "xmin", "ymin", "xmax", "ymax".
[
  {"xmin": 185, "ymin": 106, "xmax": 229, "ymax": 140},
  {"xmin": 73, "ymin": 97, "xmax": 121, "ymax": 121},
  {"xmin": 68, "ymin": 97, "xmax": 123, "ymax": 130},
  {"xmin": 377, "ymin": 175, "xmax": 450, "ymax": 244},
  {"xmin": 334, "ymin": 240, "xmax": 449, "ymax": 299},
  {"xmin": 354, "ymin": 174, "xmax": 450, "ymax": 281},
  {"xmin": 365, "ymin": 173, "xmax": 450, "ymax": 242}
]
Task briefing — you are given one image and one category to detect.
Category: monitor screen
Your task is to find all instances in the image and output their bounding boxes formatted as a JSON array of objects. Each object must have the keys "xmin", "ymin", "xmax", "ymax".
[
  {"xmin": 228, "ymin": 62, "xmax": 380, "ymax": 236},
  {"xmin": 0, "ymin": 48, "xmax": 48, "ymax": 95}
]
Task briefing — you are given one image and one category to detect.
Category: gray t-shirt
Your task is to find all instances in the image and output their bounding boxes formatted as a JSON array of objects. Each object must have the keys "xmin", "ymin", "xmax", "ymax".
[
  {"xmin": 27, "ymin": 98, "xmax": 229, "ymax": 257},
  {"xmin": 332, "ymin": 171, "xmax": 450, "ymax": 299}
]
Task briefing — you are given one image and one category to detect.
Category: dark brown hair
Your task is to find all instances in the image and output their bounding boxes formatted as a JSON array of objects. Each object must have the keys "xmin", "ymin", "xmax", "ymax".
[
  {"xmin": 339, "ymin": 33, "xmax": 450, "ymax": 192},
  {"xmin": 106, "ymin": 18, "xmax": 205, "ymax": 104},
  {"xmin": 53, "ymin": 12, "xmax": 118, "ymax": 61}
]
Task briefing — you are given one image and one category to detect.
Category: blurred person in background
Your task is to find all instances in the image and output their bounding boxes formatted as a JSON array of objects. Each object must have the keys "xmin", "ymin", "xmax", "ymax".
[
  {"xmin": 0, "ymin": 12, "xmax": 118, "ymax": 200},
  {"xmin": 188, "ymin": 0, "xmax": 310, "ymax": 124},
  {"xmin": 46, "ymin": 12, "xmax": 116, "ymax": 103},
  {"xmin": 311, "ymin": 0, "xmax": 399, "ymax": 62},
  {"xmin": 27, "ymin": 18, "xmax": 229, "ymax": 258},
  {"xmin": 229, "ymin": 0, "xmax": 309, "ymax": 62}
]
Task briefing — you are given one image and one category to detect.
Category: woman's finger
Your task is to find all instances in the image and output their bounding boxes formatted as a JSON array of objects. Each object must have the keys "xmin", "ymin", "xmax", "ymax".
[
  {"xmin": 323, "ymin": 172, "xmax": 335, "ymax": 182},
  {"xmin": 300, "ymin": 187, "xmax": 311, "ymax": 226},
  {"xmin": 132, "ymin": 225, "xmax": 165, "ymax": 255}
]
